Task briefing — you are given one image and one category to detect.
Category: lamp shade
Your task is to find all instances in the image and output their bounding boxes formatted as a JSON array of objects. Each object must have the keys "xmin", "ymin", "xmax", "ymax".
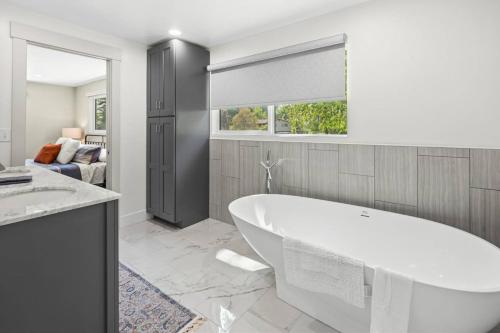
[{"xmin": 62, "ymin": 128, "xmax": 83, "ymax": 140}]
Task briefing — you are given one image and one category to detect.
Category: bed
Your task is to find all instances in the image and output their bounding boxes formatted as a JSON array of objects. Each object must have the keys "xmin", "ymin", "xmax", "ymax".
[{"xmin": 26, "ymin": 134, "xmax": 107, "ymax": 186}]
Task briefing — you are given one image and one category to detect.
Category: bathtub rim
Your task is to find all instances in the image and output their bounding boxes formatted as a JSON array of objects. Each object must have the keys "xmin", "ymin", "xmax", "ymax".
[{"xmin": 229, "ymin": 193, "xmax": 500, "ymax": 294}]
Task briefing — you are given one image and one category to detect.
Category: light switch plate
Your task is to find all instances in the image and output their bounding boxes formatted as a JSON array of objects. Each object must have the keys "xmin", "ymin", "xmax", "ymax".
[{"xmin": 0, "ymin": 128, "xmax": 11, "ymax": 142}]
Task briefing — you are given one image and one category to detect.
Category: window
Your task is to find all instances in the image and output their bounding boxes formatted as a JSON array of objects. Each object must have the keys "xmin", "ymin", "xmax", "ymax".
[
  {"xmin": 220, "ymin": 106, "xmax": 268, "ymax": 132},
  {"xmin": 215, "ymin": 101, "xmax": 347, "ymax": 135},
  {"xmin": 209, "ymin": 34, "xmax": 347, "ymax": 137},
  {"xmin": 275, "ymin": 101, "xmax": 347, "ymax": 135},
  {"xmin": 88, "ymin": 93, "xmax": 106, "ymax": 133}
]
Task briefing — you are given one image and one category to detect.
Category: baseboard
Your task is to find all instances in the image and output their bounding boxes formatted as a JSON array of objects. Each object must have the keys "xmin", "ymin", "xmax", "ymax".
[{"xmin": 119, "ymin": 209, "xmax": 149, "ymax": 227}]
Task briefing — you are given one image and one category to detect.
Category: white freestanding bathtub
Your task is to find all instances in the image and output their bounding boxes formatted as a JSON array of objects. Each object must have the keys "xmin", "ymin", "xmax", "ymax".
[{"xmin": 229, "ymin": 194, "xmax": 500, "ymax": 333}]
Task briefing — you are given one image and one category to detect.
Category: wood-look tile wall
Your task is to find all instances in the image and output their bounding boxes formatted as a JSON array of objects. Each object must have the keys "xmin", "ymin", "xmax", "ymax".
[{"xmin": 209, "ymin": 139, "xmax": 500, "ymax": 247}]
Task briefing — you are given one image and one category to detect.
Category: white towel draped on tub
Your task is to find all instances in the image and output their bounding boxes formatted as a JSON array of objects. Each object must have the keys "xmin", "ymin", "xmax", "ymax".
[
  {"xmin": 282, "ymin": 237, "xmax": 366, "ymax": 308},
  {"xmin": 370, "ymin": 267, "xmax": 414, "ymax": 333}
]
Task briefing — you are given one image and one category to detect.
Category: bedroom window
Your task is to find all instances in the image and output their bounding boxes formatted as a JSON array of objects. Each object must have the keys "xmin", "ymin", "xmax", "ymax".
[
  {"xmin": 209, "ymin": 34, "xmax": 347, "ymax": 137},
  {"xmin": 88, "ymin": 93, "xmax": 106, "ymax": 134}
]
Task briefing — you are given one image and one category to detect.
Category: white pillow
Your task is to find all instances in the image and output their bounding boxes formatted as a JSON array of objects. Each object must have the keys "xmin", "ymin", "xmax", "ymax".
[
  {"xmin": 56, "ymin": 138, "xmax": 80, "ymax": 164},
  {"xmin": 98, "ymin": 148, "xmax": 107, "ymax": 162},
  {"xmin": 55, "ymin": 137, "xmax": 69, "ymax": 145}
]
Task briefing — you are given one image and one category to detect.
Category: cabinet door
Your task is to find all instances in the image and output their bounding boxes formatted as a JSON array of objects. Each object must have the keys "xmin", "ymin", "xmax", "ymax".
[
  {"xmin": 159, "ymin": 45, "xmax": 175, "ymax": 116},
  {"xmin": 146, "ymin": 118, "xmax": 161, "ymax": 214},
  {"xmin": 147, "ymin": 48, "xmax": 162, "ymax": 117},
  {"xmin": 159, "ymin": 117, "xmax": 175, "ymax": 221}
]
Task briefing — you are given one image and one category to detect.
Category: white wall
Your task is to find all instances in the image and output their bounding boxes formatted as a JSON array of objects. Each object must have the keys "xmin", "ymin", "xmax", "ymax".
[
  {"xmin": 0, "ymin": 2, "xmax": 147, "ymax": 219},
  {"xmin": 26, "ymin": 79, "xmax": 107, "ymax": 160},
  {"xmin": 25, "ymin": 82, "xmax": 75, "ymax": 158},
  {"xmin": 210, "ymin": 0, "xmax": 500, "ymax": 148},
  {"xmin": 75, "ymin": 79, "xmax": 106, "ymax": 132}
]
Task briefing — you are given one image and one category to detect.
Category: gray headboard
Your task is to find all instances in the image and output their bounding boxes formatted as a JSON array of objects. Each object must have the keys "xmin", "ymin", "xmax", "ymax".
[{"xmin": 85, "ymin": 134, "xmax": 106, "ymax": 148}]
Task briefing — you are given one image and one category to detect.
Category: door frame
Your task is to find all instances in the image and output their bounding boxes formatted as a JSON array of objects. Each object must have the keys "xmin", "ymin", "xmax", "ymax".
[{"xmin": 10, "ymin": 22, "xmax": 121, "ymax": 191}]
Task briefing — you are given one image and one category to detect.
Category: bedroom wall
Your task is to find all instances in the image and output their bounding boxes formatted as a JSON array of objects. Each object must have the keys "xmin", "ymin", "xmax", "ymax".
[
  {"xmin": 25, "ymin": 82, "xmax": 75, "ymax": 159},
  {"xmin": 210, "ymin": 0, "xmax": 500, "ymax": 149},
  {"xmin": 74, "ymin": 79, "xmax": 106, "ymax": 133},
  {"xmin": 0, "ymin": 2, "xmax": 147, "ymax": 221}
]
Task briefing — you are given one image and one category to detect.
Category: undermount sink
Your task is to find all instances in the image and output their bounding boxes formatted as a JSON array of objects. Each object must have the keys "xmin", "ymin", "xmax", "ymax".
[{"xmin": 0, "ymin": 187, "xmax": 76, "ymax": 211}]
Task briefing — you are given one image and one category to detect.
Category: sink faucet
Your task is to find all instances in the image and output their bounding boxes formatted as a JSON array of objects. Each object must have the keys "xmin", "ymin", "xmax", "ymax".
[{"xmin": 260, "ymin": 149, "xmax": 281, "ymax": 194}]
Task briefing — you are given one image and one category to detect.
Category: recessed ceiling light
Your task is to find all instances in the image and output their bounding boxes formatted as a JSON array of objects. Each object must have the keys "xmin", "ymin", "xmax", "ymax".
[{"xmin": 168, "ymin": 29, "xmax": 182, "ymax": 36}]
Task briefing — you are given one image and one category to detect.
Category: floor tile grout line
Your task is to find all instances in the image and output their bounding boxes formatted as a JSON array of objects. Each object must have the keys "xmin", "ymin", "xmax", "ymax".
[{"xmin": 226, "ymin": 284, "xmax": 276, "ymax": 330}]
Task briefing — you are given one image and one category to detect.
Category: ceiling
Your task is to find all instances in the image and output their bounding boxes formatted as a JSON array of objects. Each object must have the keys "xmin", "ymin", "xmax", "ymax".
[
  {"xmin": 7, "ymin": 0, "xmax": 368, "ymax": 46},
  {"xmin": 27, "ymin": 45, "xmax": 107, "ymax": 87}
]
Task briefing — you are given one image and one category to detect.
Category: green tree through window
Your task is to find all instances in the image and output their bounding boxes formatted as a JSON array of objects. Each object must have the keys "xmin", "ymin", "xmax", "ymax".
[
  {"xmin": 220, "ymin": 106, "xmax": 268, "ymax": 131},
  {"xmin": 219, "ymin": 101, "xmax": 347, "ymax": 135},
  {"xmin": 275, "ymin": 101, "xmax": 347, "ymax": 135},
  {"xmin": 94, "ymin": 97, "xmax": 106, "ymax": 131}
]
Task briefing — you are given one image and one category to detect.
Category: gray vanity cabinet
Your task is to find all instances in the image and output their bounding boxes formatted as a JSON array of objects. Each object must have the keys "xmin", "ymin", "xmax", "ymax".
[
  {"xmin": 147, "ymin": 39, "xmax": 209, "ymax": 228},
  {"xmin": 0, "ymin": 200, "xmax": 119, "ymax": 333}
]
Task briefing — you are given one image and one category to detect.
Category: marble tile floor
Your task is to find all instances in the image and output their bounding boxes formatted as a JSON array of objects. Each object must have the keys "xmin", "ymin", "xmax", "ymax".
[
  {"xmin": 120, "ymin": 218, "xmax": 500, "ymax": 333},
  {"xmin": 119, "ymin": 218, "xmax": 340, "ymax": 333}
]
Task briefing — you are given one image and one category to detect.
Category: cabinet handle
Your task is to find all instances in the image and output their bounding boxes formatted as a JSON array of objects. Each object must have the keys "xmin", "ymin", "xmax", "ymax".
[
  {"xmin": 156, "ymin": 100, "xmax": 159, "ymax": 110},
  {"xmin": 159, "ymin": 101, "xmax": 162, "ymax": 109}
]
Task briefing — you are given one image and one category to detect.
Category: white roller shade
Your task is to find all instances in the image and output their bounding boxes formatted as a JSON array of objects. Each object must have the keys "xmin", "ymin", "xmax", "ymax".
[{"xmin": 209, "ymin": 34, "xmax": 346, "ymax": 109}]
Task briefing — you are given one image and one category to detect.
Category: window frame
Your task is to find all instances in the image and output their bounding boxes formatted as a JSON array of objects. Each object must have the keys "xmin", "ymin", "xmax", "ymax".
[
  {"xmin": 87, "ymin": 90, "xmax": 107, "ymax": 135},
  {"xmin": 210, "ymin": 39, "xmax": 349, "ymax": 141},
  {"xmin": 210, "ymin": 101, "xmax": 348, "ymax": 140},
  {"xmin": 213, "ymin": 105, "xmax": 275, "ymax": 136}
]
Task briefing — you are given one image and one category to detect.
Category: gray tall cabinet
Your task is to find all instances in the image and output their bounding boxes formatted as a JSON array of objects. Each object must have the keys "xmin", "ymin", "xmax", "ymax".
[{"xmin": 147, "ymin": 39, "xmax": 209, "ymax": 228}]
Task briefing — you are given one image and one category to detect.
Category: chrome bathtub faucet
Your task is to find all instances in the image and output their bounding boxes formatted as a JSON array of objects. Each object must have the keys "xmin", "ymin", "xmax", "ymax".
[{"xmin": 260, "ymin": 149, "xmax": 281, "ymax": 194}]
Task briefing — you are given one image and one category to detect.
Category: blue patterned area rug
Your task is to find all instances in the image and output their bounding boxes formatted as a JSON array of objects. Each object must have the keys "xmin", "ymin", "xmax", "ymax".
[{"xmin": 119, "ymin": 263, "xmax": 205, "ymax": 333}]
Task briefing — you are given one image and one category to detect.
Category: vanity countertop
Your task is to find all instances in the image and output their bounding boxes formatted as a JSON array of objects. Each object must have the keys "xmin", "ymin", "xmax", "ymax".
[{"xmin": 0, "ymin": 166, "xmax": 120, "ymax": 227}]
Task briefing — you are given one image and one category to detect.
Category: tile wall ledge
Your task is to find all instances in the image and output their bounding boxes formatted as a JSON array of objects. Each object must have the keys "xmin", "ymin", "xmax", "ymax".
[{"xmin": 210, "ymin": 134, "xmax": 500, "ymax": 150}]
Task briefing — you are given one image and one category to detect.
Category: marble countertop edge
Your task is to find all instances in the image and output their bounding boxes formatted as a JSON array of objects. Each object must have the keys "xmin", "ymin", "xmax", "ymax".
[
  {"xmin": 0, "ymin": 166, "xmax": 121, "ymax": 227},
  {"xmin": 0, "ymin": 195, "xmax": 120, "ymax": 227}
]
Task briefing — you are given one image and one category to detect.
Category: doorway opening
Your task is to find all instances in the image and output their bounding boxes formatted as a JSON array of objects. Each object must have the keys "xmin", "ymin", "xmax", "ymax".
[
  {"xmin": 10, "ymin": 22, "xmax": 121, "ymax": 191},
  {"xmin": 25, "ymin": 44, "xmax": 108, "ymax": 187}
]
